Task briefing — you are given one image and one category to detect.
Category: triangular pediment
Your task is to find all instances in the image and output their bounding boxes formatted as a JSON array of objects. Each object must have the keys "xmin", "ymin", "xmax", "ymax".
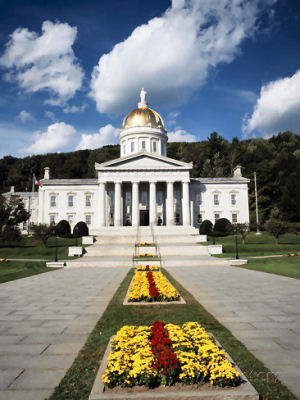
[{"xmin": 95, "ymin": 151, "xmax": 192, "ymax": 170}]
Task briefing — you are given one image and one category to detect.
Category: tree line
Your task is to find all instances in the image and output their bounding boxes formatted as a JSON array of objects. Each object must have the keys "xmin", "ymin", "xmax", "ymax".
[{"xmin": 0, "ymin": 131, "xmax": 299, "ymax": 223}]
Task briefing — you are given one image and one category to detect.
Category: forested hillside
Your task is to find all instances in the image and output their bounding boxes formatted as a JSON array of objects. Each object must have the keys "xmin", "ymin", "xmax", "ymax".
[{"xmin": 1, "ymin": 132, "xmax": 299, "ymax": 223}]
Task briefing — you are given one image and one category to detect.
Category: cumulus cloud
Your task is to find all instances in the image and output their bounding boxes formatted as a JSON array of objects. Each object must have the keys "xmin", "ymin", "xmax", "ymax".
[
  {"xmin": 168, "ymin": 129, "xmax": 196, "ymax": 142},
  {"xmin": 45, "ymin": 111, "xmax": 56, "ymax": 121},
  {"xmin": 90, "ymin": 0, "xmax": 274, "ymax": 114},
  {"xmin": 166, "ymin": 111, "xmax": 180, "ymax": 126},
  {"xmin": 0, "ymin": 20, "xmax": 84, "ymax": 106},
  {"xmin": 21, "ymin": 122, "xmax": 76, "ymax": 154},
  {"xmin": 76, "ymin": 124, "xmax": 119, "ymax": 150},
  {"xmin": 63, "ymin": 103, "xmax": 87, "ymax": 113},
  {"xmin": 18, "ymin": 110, "xmax": 33, "ymax": 123},
  {"xmin": 243, "ymin": 70, "xmax": 300, "ymax": 137}
]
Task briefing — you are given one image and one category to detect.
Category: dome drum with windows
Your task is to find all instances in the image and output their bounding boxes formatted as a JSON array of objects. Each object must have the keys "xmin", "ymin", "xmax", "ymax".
[{"xmin": 120, "ymin": 88, "xmax": 168, "ymax": 157}]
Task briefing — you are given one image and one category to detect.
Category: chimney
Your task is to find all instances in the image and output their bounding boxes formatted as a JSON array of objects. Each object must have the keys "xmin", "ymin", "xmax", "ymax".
[
  {"xmin": 233, "ymin": 165, "xmax": 242, "ymax": 178},
  {"xmin": 44, "ymin": 167, "xmax": 50, "ymax": 180},
  {"xmin": 10, "ymin": 186, "xmax": 15, "ymax": 192}
]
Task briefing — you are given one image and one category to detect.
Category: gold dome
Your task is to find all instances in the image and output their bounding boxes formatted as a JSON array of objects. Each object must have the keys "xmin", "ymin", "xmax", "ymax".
[{"xmin": 122, "ymin": 107, "xmax": 165, "ymax": 130}]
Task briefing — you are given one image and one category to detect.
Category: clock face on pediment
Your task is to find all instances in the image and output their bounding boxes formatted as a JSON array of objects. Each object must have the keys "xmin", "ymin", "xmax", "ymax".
[{"xmin": 96, "ymin": 153, "xmax": 191, "ymax": 170}]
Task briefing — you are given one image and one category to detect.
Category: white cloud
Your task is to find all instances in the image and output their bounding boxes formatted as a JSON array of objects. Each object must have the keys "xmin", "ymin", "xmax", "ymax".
[
  {"xmin": 76, "ymin": 124, "xmax": 119, "ymax": 150},
  {"xmin": 243, "ymin": 70, "xmax": 300, "ymax": 137},
  {"xmin": 18, "ymin": 110, "xmax": 33, "ymax": 123},
  {"xmin": 90, "ymin": 0, "xmax": 274, "ymax": 114},
  {"xmin": 168, "ymin": 129, "xmax": 196, "ymax": 142},
  {"xmin": 63, "ymin": 104, "xmax": 87, "ymax": 113},
  {"xmin": 166, "ymin": 111, "xmax": 180, "ymax": 126},
  {"xmin": 45, "ymin": 111, "xmax": 56, "ymax": 121},
  {"xmin": 0, "ymin": 20, "xmax": 84, "ymax": 106},
  {"xmin": 21, "ymin": 122, "xmax": 76, "ymax": 154}
]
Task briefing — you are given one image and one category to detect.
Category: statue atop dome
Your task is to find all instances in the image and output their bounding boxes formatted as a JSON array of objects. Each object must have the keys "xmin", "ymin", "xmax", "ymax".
[{"xmin": 138, "ymin": 87, "xmax": 148, "ymax": 108}]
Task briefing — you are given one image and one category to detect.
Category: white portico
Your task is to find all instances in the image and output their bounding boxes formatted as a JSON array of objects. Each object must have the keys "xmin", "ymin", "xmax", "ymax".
[{"xmin": 95, "ymin": 152, "xmax": 192, "ymax": 227}]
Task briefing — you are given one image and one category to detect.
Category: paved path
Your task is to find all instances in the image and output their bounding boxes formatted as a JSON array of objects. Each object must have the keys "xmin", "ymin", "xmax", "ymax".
[
  {"xmin": 0, "ymin": 267, "xmax": 128, "ymax": 400},
  {"xmin": 167, "ymin": 265, "xmax": 300, "ymax": 399}
]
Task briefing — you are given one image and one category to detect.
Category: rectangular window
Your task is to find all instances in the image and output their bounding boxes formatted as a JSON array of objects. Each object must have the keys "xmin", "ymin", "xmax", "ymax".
[
  {"xmin": 49, "ymin": 215, "xmax": 56, "ymax": 224},
  {"xmin": 232, "ymin": 213, "xmax": 238, "ymax": 223},
  {"xmin": 157, "ymin": 191, "xmax": 163, "ymax": 206},
  {"xmin": 24, "ymin": 198, "xmax": 28, "ymax": 208},
  {"xmin": 68, "ymin": 215, "xmax": 73, "ymax": 225},
  {"xmin": 214, "ymin": 194, "xmax": 219, "ymax": 206},
  {"xmin": 231, "ymin": 194, "xmax": 236, "ymax": 205},
  {"xmin": 141, "ymin": 191, "xmax": 147, "ymax": 206},
  {"xmin": 153, "ymin": 141, "xmax": 157, "ymax": 152},
  {"xmin": 50, "ymin": 195, "xmax": 56, "ymax": 207},
  {"xmin": 123, "ymin": 144, "xmax": 125, "ymax": 155},
  {"xmin": 68, "ymin": 195, "xmax": 74, "ymax": 207},
  {"xmin": 22, "ymin": 222, "xmax": 27, "ymax": 230},
  {"xmin": 86, "ymin": 215, "xmax": 91, "ymax": 225},
  {"xmin": 197, "ymin": 214, "xmax": 203, "ymax": 223},
  {"xmin": 131, "ymin": 142, "xmax": 134, "ymax": 152},
  {"xmin": 86, "ymin": 195, "xmax": 91, "ymax": 207},
  {"xmin": 214, "ymin": 213, "xmax": 220, "ymax": 222},
  {"xmin": 141, "ymin": 140, "xmax": 146, "ymax": 150}
]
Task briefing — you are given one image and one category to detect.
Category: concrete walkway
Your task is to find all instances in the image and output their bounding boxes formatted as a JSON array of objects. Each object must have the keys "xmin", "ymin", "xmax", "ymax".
[
  {"xmin": 167, "ymin": 265, "xmax": 300, "ymax": 399},
  {"xmin": 0, "ymin": 267, "xmax": 128, "ymax": 400}
]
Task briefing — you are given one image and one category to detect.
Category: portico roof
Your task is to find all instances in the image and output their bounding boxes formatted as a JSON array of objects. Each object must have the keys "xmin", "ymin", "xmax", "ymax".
[{"xmin": 95, "ymin": 151, "xmax": 193, "ymax": 171}]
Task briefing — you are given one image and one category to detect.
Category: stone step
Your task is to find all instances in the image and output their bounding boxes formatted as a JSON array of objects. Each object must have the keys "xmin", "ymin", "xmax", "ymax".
[
  {"xmin": 159, "ymin": 245, "xmax": 208, "ymax": 256},
  {"xmin": 162, "ymin": 257, "xmax": 228, "ymax": 267}
]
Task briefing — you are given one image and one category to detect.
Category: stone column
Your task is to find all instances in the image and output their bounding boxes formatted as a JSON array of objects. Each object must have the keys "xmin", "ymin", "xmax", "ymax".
[
  {"xmin": 149, "ymin": 182, "xmax": 157, "ymax": 226},
  {"xmin": 182, "ymin": 181, "xmax": 190, "ymax": 226},
  {"xmin": 132, "ymin": 182, "xmax": 139, "ymax": 227},
  {"xmin": 114, "ymin": 182, "xmax": 122, "ymax": 226},
  {"xmin": 166, "ymin": 181, "xmax": 174, "ymax": 226},
  {"xmin": 99, "ymin": 182, "xmax": 106, "ymax": 227}
]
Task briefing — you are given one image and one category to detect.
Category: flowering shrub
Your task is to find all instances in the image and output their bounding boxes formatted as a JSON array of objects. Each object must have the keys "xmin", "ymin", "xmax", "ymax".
[
  {"xmin": 0, "ymin": 258, "xmax": 9, "ymax": 262},
  {"xmin": 139, "ymin": 253, "xmax": 153, "ymax": 257},
  {"xmin": 102, "ymin": 321, "xmax": 240, "ymax": 388},
  {"xmin": 128, "ymin": 271, "xmax": 179, "ymax": 302},
  {"xmin": 140, "ymin": 242, "xmax": 152, "ymax": 246},
  {"xmin": 137, "ymin": 265, "xmax": 159, "ymax": 271},
  {"xmin": 287, "ymin": 253, "xmax": 300, "ymax": 256}
]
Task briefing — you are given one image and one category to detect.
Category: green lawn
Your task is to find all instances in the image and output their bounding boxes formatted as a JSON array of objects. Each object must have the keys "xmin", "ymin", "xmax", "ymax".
[
  {"xmin": 0, "ymin": 260, "xmax": 57, "ymax": 283},
  {"xmin": 204, "ymin": 232, "xmax": 300, "ymax": 258},
  {"xmin": 0, "ymin": 236, "xmax": 83, "ymax": 260},
  {"xmin": 49, "ymin": 268, "xmax": 296, "ymax": 400},
  {"xmin": 234, "ymin": 256, "xmax": 300, "ymax": 279}
]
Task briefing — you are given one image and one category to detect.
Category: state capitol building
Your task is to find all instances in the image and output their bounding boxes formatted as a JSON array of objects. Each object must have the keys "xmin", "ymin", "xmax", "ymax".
[{"xmin": 5, "ymin": 90, "xmax": 250, "ymax": 233}]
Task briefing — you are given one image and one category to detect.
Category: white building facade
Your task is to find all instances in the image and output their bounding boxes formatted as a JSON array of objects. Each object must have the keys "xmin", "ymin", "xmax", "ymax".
[{"xmin": 4, "ymin": 90, "xmax": 250, "ymax": 233}]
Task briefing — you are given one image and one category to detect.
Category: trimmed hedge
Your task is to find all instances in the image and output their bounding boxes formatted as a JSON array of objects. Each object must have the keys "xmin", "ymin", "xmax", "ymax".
[
  {"xmin": 213, "ymin": 218, "xmax": 232, "ymax": 237},
  {"xmin": 73, "ymin": 221, "xmax": 89, "ymax": 237},
  {"xmin": 199, "ymin": 219, "xmax": 213, "ymax": 235},
  {"xmin": 55, "ymin": 220, "xmax": 71, "ymax": 237}
]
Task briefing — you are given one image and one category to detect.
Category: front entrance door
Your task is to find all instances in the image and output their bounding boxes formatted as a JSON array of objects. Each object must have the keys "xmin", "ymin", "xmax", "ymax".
[{"xmin": 140, "ymin": 210, "xmax": 149, "ymax": 226}]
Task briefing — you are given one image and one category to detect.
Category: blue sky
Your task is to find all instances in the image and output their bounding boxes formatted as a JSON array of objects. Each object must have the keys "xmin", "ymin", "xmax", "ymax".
[{"xmin": 0, "ymin": 0, "xmax": 299, "ymax": 158}]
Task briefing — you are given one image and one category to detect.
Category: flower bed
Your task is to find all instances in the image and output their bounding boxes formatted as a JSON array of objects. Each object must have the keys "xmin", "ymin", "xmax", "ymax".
[
  {"xmin": 137, "ymin": 265, "xmax": 159, "ymax": 271},
  {"xmin": 139, "ymin": 242, "xmax": 153, "ymax": 246},
  {"xmin": 139, "ymin": 253, "xmax": 153, "ymax": 257},
  {"xmin": 128, "ymin": 271, "xmax": 179, "ymax": 302},
  {"xmin": 102, "ymin": 321, "xmax": 241, "ymax": 389}
]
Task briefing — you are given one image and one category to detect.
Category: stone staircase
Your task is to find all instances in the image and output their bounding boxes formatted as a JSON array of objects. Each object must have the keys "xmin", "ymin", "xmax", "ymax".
[
  {"xmin": 153, "ymin": 226, "xmax": 228, "ymax": 268},
  {"xmin": 66, "ymin": 227, "xmax": 137, "ymax": 268},
  {"xmin": 66, "ymin": 226, "xmax": 227, "ymax": 268}
]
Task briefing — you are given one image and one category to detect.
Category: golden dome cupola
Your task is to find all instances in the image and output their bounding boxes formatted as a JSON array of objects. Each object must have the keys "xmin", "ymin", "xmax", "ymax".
[{"xmin": 120, "ymin": 89, "xmax": 168, "ymax": 158}]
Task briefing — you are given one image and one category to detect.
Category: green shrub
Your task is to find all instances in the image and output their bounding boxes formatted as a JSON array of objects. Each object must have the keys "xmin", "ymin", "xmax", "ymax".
[
  {"xmin": 73, "ymin": 221, "xmax": 89, "ymax": 237},
  {"xmin": 213, "ymin": 218, "xmax": 232, "ymax": 237},
  {"xmin": 199, "ymin": 219, "xmax": 213, "ymax": 235},
  {"xmin": 55, "ymin": 220, "xmax": 71, "ymax": 237}
]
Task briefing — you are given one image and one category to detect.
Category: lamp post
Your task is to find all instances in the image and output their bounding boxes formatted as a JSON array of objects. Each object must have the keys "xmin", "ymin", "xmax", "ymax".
[
  {"xmin": 55, "ymin": 235, "xmax": 58, "ymax": 262},
  {"xmin": 235, "ymin": 228, "xmax": 239, "ymax": 260}
]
